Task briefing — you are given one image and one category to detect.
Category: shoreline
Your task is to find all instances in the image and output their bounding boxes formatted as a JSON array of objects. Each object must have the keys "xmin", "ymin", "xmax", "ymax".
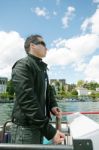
[{"xmin": 0, "ymin": 99, "xmax": 14, "ymax": 103}]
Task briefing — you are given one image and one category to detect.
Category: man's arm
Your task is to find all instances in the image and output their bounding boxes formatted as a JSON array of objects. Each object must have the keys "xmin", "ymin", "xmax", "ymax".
[{"xmin": 48, "ymin": 85, "xmax": 62, "ymax": 118}]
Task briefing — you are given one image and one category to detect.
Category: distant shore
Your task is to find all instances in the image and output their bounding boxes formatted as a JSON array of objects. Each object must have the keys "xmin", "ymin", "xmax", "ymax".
[
  {"xmin": 56, "ymin": 98, "xmax": 98, "ymax": 102},
  {"xmin": 0, "ymin": 99, "xmax": 14, "ymax": 103}
]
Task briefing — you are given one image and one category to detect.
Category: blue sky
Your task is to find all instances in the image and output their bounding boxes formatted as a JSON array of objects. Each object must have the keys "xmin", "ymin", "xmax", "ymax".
[{"xmin": 0, "ymin": 0, "xmax": 99, "ymax": 84}]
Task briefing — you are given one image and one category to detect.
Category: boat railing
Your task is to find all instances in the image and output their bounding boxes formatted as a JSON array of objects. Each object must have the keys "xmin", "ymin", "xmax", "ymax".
[
  {"xmin": 0, "ymin": 139, "xmax": 93, "ymax": 150},
  {"xmin": 0, "ymin": 144, "xmax": 73, "ymax": 150},
  {"xmin": 62, "ymin": 111, "xmax": 99, "ymax": 115},
  {"xmin": 0, "ymin": 111, "xmax": 97, "ymax": 150},
  {"xmin": 1, "ymin": 120, "xmax": 12, "ymax": 143}
]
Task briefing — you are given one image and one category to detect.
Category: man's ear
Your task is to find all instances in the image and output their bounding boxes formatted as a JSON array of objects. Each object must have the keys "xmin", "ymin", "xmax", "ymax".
[{"xmin": 30, "ymin": 43, "xmax": 35, "ymax": 49}]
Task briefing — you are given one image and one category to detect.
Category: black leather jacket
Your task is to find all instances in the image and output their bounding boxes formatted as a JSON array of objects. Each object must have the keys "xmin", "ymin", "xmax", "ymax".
[{"xmin": 11, "ymin": 54, "xmax": 58, "ymax": 140}]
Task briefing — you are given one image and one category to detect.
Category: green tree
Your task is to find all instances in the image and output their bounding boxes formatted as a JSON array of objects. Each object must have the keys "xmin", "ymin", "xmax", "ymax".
[
  {"xmin": 0, "ymin": 92, "xmax": 8, "ymax": 99},
  {"xmin": 77, "ymin": 80, "xmax": 85, "ymax": 87},
  {"xmin": 6, "ymin": 80, "xmax": 14, "ymax": 99},
  {"xmin": 88, "ymin": 81, "xmax": 99, "ymax": 90},
  {"xmin": 95, "ymin": 93, "xmax": 99, "ymax": 99},
  {"xmin": 67, "ymin": 84, "xmax": 76, "ymax": 92},
  {"xmin": 71, "ymin": 89, "xmax": 78, "ymax": 96},
  {"xmin": 90, "ymin": 92, "xmax": 96, "ymax": 99},
  {"xmin": 69, "ymin": 89, "xmax": 78, "ymax": 99},
  {"xmin": 83, "ymin": 81, "xmax": 99, "ymax": 90}
]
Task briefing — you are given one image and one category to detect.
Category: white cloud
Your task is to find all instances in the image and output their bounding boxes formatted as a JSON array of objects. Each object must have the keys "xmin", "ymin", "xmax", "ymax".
[
  {"xmin": 31, "ymin": 7, "xmax": 50, "ymax": 19},
  {"xmin": 45, "ymin": 47, "xmax": 72, "ymax": 65},
  {"xmin": 81, "ymin": 7, "xmax": 99, "ymax": 34},
  {"xmin": 0, "ymin": 31, "xmax": 25, "ymax": 79},
  {"xmin": 0, "ymin": 31, "xmax": 99, "ymax": 83},
  {"xmin": 79, "ymin": 7, "xmax": 99, "ymax": 82},
  {"xmin": 45, "ymin": 34, "xmax": 99, "ymax": 66},
  {"xmin": 84, "ymin": 55, "xmax": 99, "ymax": 82},
  {"xmin": 93, "ymin": 0, "xmax": 99, "ymax": 3},
  {"xmin": 44, "ymin": 33, "xmax": 99, "ymax": 82},
  {"xmin": 72, "ymin": 61, "xmax": 87, "ymax": 72},
  {"xmin": 62, "ymin": 6, "xmax": 75, "ymax": 28}
]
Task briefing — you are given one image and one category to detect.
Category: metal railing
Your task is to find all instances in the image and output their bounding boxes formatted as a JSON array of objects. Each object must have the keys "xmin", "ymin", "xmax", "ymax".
[
  {"xmin": 0, "ymin": 139, "xmax": 93, "ymax": 150},
  {"xmin": 0, "ymin": 144, "xmax": 73, "ymax": 150},
  {"xmin": 62, "ymin": 111, "xmax": 99, "ymax": 115}
]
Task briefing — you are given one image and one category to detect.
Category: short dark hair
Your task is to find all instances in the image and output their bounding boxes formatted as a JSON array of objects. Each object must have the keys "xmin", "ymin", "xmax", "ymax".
[{"xmin": 24, "ymin": 34, "xmax": 42, "ymax": 54}]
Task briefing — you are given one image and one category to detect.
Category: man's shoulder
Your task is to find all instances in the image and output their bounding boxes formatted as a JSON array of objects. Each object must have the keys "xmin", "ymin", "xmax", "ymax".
[
  {"xmin": 12, "ymin": 56, "xmax": 29, "ymax": 69},
  {"xmin": 12, "ymin": 55, "xmax": 41, "ymax": 72}
]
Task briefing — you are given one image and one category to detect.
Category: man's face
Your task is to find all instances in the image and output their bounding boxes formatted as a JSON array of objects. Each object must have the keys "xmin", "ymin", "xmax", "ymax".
[{"xmin": 30, "ymin": 37, "xmax": 47, "ymax": 58}]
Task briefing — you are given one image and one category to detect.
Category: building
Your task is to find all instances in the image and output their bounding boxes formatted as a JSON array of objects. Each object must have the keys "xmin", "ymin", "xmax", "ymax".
[
  {"xmin": 96, "ymin": 88, "xmax": 99, "ymax": 92},
  {"xmin": 50, "ymin": 79, "xmax": 66, "ymax": 85},
  {"xmin": 0, "ymin": 77, "xmax": 8, "ymax": 93},
  {"xmin": 77, "ymin": 87, "xmax": 88, "ymax": 96},
  {"xmin": 50, "ymin": 79, "xmax": 66, "ymax": 94}
]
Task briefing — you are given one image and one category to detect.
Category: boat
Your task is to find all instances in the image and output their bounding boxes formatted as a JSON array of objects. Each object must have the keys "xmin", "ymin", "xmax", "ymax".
[
  {"xmin": 66, "ymin": 112, "xmax": 99, "ymax": 150},
  {"xmin": 0, "ymin": 112, "xmax": 99, "ymax": 150}
]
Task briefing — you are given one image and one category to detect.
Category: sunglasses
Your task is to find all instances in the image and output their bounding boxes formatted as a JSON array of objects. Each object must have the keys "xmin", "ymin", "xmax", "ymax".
[{"xmin": 32, "ymin": 41, "xmax": 46, "ymax": 47}]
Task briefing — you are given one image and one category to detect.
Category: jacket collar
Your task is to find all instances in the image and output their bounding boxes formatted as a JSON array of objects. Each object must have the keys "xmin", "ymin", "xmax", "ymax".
[
  {"xmin": 28, "ymin": 53, "xmax": 42, "ymax": 62},
  {"xmin": 28, "ymin": 53, "xmax": 47, "ymax": 70}
]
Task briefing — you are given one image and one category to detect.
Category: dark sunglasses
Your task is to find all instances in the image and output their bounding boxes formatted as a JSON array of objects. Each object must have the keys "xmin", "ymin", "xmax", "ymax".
[{"xmin": 32, "ymin": 41, "xmax": 46, "ymax": 47}]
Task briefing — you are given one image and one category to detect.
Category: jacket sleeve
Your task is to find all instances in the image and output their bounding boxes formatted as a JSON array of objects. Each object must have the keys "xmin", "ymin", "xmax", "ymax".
[
  {"xmin": 48, "ymin": 85, "xmax": 58, "ymax": 110},
  {"xmin": 12, "ymin": 60, "xmax": 56, "ymax": 140}
]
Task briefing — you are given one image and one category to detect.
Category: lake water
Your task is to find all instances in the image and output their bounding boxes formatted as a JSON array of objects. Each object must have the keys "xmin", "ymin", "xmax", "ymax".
[
  {"xmin": 0, "ymin": 103, "xmax": 13, "ymax": 126},
  {"xmin": 0, "ymin": 102, "xmax": 99, "ymax": 126}
]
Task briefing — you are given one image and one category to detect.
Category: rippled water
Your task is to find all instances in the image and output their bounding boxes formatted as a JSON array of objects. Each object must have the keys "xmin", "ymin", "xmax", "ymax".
[
  {"xmin": 0, "ymin": 102, "xmax": 99, "ymax": 126},
  {"xmin": 0, "ymin": 103, "xmax": 13, "ymax": 126},
  {"xmin": 58, "ymin": 101, "xmax": 99, "ymax": 122}
]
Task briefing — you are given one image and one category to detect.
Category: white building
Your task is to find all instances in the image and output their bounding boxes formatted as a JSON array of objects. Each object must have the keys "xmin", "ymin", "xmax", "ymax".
[
  {"xmin": 96, "ymin": 88, "xmax": 99, "ymax": 92},
  {"xmin": 0, "ymin": 77, "xmax": 8, "ymax": 93},
  {"xmin": 77, "ymin": 87, "xmax": 88, "ymax": 96}
]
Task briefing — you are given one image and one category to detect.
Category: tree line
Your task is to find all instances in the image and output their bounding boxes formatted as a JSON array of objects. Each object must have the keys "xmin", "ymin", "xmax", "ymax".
[
  {"xmin": 0, "ymin": 80, "xmax": 14, "ymax": 100},
  {"xmin": 0, "ymin": 79, "xmax": 99, "ymax": 101},
  {"xmin": 52, "ymin": 80, "xmax": 99, "ymax": 101}
]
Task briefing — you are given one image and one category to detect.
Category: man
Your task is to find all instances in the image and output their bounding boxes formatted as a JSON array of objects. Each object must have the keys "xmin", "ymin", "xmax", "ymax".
[{"xmin": 11, "ymin": 34, "xmax": 65, "ymax": 144}]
